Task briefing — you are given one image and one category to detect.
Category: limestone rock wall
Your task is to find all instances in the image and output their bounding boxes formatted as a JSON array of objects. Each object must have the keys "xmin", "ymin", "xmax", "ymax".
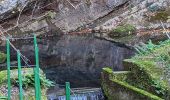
[{"xmin": 0, "ymin": 0, "xmax": 129, "ymax": 36}]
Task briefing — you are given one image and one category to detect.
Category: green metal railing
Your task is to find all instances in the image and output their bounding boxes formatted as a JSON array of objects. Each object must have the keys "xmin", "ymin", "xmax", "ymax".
[
  {"xmin": 0, "ymin": 35, "xmax": 42, "ymax": 100},
  {"xmin": 65, "ymin": 82, "xmax": 70, "ymax": 100},
  {"xmin": 33, "ymin": 35, "xmax": 41, "ymax": 100},
  {"xmin": 1, "ymin": 35, "xmax": 71, "ymax": 100},
  {"xmin": 17, "ymin": 51, "xmax": 23, "ymax": 100},
  {"xmin": 7, "ymin": 38, "xmax": 11, "ymax": 100}
]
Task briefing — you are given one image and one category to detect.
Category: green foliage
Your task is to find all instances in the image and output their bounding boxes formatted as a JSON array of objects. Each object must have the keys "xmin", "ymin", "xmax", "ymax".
[
  {"xmin": 0, "ymin": 52, "xmax": 6, "ymax": 64},
  {"xmin": 0, "ymin": 68, "xmax": 54, "ymax": 89},
  {"xmin": 109, "ymin": 24, "xmax": 136, "ymax": 37},
  {"xmin": 135, "ymin": 40, "xmax": 156, "ymax": 55},
  {"xmin": 135, "ymin": 39, "xmax": 170, "ymax": 55},
  {"xmin": 151, "ymin": 80, "xmax": 166, "ymax": 96},
  {"xmin": 40, "ymin": 75, "xmax": 55, "ymax": 88},
  {"xmin": 14, "ymin": 74, "xmax": 55, "ymax": 89}
]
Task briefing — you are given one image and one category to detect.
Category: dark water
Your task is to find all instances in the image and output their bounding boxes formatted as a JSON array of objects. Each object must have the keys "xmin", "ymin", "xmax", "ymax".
[
  {"xmin": 0, "ymin": 34, "xmax": 134, "ymax": 99},
  {"xmin": 41, "ymin": 35, "xmax": 134, "ymax": 87},
  {"xmin": 47, "ymin": 87, "xmax": 105, "ymax": 100}
]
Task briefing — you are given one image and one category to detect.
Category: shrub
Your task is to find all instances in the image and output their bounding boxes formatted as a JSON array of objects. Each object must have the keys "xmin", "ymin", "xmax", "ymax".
[{"xmin": 13, "ymin": 74, "xmax": 55, "ymax": 89}]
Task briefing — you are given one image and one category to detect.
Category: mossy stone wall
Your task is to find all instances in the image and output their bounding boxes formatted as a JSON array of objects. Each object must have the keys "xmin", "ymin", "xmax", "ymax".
[
  {"xmin": 123, "ymin": 59, "xmax": 170, "ymax": 99},
  {"xmin": 101, "ymin": 68, "xmax": 163, "ymax": 100}
]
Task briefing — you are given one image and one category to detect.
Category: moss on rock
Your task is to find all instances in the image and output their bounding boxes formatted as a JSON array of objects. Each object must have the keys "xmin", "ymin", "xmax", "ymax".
[
  {"xmin": 0, "ymin": 52, "xmax": 6, "ymax": 64},
  {"xmin": 102, "ymin": 39, "xmax": 170, "ymax": 100},
  {"xmin": 124, "ymin": 59, "xmax": 168, "ymax": 98},
  {"xmin": 101, "ymin": 68, "xmax": 163, "ymax": 100},
  {"xmin": 150, "ymin": 11, "xmax": 170, "ymax": 22},
  {"xmin": 108, "ymin": 24, "xmax": 136, "ymax": 38},
  {"xmin": 123, "ymin": 39, "xmax": 170, "ymax": 99}
]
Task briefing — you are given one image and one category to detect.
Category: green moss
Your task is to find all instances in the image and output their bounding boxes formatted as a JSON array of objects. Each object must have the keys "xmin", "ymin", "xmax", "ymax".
[
  {"xmin": 124, "ymin": 59, "xmax": 168, "ymax": 97},
  {"xmin": 112, "ymin": 71, "xmax": 130, "ymax": 81},
  {"xmin": 0, "ymin": 52, "xmax": 6, "ymax": 64},
  {"xmin": 150, "ymin": 11, "xmax": 169, "ymax": 22},
  {"xmin": 102, "ymin": 69, "xmax": 163, "ymax": 100},
  {"xmin": 103, "ymin": 68, "xmax": 130, "ymax": 81},
  {"xmin": 102, "ymin": 67, "xmax": 113, "ymax": 74},
  {"xmin": 125, "ymin": 39, "xmax": 170, "ymax": 99},
  {"xmin": 102, "ymin": 39, "xmax": 170, "ymax": 99},
  {"xmin": 111, "ymin": 79, "xmax": 163, "ymax": 100},
  {"xmin": 111, "ymin": 35, "xmax": 136, "ymax": 44},
  {"xmin": 109, "ymin": 24, "xmax": 136, "ymax": 38},
  {"xmin": 102, "ymin": 82, "xmax": 113, "ymax": 100}
]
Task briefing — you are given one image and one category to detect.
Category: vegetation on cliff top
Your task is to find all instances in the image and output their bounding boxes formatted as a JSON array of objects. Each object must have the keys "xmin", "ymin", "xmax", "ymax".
[{"xmin": 125, "ymin": 39, "xmax": 170, "ymax": 99}]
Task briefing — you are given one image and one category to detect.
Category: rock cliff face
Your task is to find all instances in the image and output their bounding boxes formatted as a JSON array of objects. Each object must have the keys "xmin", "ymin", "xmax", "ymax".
[
  {"xmin": 0, "ymin": 0, "xmax": 169, "ymax": 87},
  {"xmin": 0, "ymin": 0, "xmax": 129, "ymax": 36},
  {"xmin": 0, "ymin": 0, "xmax": 137, "ymax": 86}
]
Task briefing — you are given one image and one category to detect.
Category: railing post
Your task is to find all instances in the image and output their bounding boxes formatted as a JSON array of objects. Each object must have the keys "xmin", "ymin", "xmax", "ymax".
[
  {"xmin": 17, "ymin": 51, "xmax": 23, "ymax": 100},
  {"xmin": 65, "ymin": 82, "xmax": 70, "ymax": 100},
  {"xmin": 7, "ymin": 39, "xmax": 11, "ymax": 100},
  {"xmin": 33, "ymin": 35, "xmax": 41, "ymax": 100}
]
